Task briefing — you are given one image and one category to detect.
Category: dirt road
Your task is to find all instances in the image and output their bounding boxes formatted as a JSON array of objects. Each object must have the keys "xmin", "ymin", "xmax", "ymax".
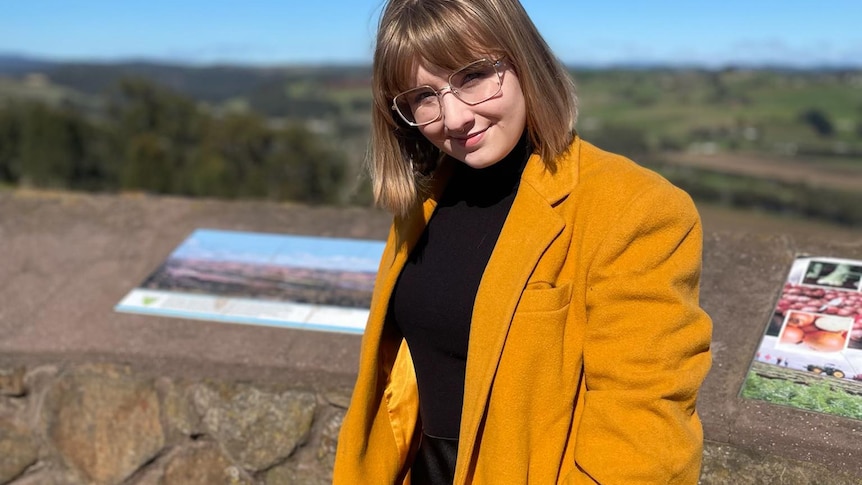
[
  {"xmin": 661, "ymin": 152, "xmax": 862, "ymax": 192},
  {"xmin": 698, "ymin": 202, "xmax": 861, "ymax": 243}
]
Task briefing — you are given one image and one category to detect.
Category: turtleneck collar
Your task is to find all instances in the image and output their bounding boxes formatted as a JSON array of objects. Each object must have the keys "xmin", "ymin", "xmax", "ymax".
[{"xmin": 443, "ymin": 131, "xmax": 532, "ymax": 207}]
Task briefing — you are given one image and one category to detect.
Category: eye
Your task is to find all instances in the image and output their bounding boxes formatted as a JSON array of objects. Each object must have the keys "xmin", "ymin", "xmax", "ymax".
[
  {"xmin": 411, "ymin": 90, "xmax": 435, "ymax": 106},
  {"xmin": 454, "ymin": 66, "xmax": 494, "ymax": 89}
]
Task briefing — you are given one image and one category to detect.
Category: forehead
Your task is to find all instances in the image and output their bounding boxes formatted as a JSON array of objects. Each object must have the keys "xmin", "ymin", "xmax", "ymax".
[
  {"xmin": 411, "ymin": 61, "xmax": 457, "ymax": 86},
  {"xmin": 405, "ymin": 52, "xmax": 495, "ymax": 89},
  {"xmin": 386, "ymin": 30, "xmax": 498, "ymax": 92}
]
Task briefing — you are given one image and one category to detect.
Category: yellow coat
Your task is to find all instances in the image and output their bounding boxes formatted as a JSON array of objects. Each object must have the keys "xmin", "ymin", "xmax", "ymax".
[{"xmin": 333, "ymin": 137, "xmax": 712, "ymax": 484}]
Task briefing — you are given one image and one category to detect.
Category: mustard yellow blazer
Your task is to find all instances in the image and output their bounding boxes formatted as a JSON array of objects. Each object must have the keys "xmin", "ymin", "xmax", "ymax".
[{"xmin": 334, "ymin": 137, "xmax": 712, "ymax": 484}]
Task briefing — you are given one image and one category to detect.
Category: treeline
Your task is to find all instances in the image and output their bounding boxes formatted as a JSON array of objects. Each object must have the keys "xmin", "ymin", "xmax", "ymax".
[{"xmin": 0, "ymin": 78, "xmax": 350, "ymax": 203}]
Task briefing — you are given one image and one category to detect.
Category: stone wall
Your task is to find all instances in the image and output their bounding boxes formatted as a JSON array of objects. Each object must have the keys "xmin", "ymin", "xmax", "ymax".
[
  {"xmin": 0, "ymin": 364, "xmax": 348, "ymax": 485},
  {"xmin": 4, "ymin": 363, "xmax": 862, "ymax": 485}
]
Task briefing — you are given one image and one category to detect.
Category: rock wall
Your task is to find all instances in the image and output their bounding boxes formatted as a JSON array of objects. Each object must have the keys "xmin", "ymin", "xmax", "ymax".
[
  {"xmin": 5, "ymin": 363, "xmax": 862, "ymax": 485},
  {"xmin": 0, "ymin": 364, "xmax": 347, "ymax": 485}
]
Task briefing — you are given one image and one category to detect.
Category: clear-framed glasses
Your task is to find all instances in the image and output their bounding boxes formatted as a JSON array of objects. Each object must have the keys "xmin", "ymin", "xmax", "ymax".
[{"xmin": 391, "ymin": 58, "xmax": 504, "ymax": 127}]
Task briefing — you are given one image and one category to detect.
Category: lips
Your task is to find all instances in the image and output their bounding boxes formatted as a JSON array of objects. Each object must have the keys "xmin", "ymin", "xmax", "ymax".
[{"xmin": 452, "ymin": 127, "xmax": 488, "ymax": 148}]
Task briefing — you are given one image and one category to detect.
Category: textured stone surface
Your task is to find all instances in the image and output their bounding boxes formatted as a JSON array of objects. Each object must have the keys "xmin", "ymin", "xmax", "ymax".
[
  {"xmin": 0, "ymin": 368, "xmax": 26, "ymax": 397},
  {"xmin": 126, "ymin": 464, "xmax": 164, "ymax": 485},
  {"xmin": 156, "ymin": 377, "xmax": 202, "ymax": 443},
  {"xmin": 701, "ymin": 441, "xmax": 862, "ymax": 485},
  {"xmin": 42, "ymin": 365, "xmax": 165, "ymax": 485},
  {"xmin": 162, "ymin": 443, "xmax": 252, "ymax": 485},
  {"xmin": 23, "ymin": 365, "xmax": 60, "ymax": 398},
  {"xmin": 6, "ymin": 465, "xmax": 84, "ymax": 485},
  {"xmin": 322, "ymin": 388, "xmax": 352, "ymax": 410},
  {"xmin": 193, "ymin": 382, "xmax": 316, "ymax": 472},
  {"xmin": 263, "ymin": 407, "xmax": 344, "ymax": 485},
  {"xmin": 317, "ymin": 409, "xmax": 344, "ymax": 472},
  {"xmin": 264, "ymin": 461, "xmax": 330, "ymax": 485},
  {"xmin": 0, "ymin": 417, "xmax": 38, "ymax": 484}
]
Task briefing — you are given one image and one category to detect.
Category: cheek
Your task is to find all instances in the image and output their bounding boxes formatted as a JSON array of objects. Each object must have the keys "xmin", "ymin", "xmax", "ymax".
[
  {"xmin": 417, "ymin": 123, "xmax": 445, "ymax": 145},
  {"xmin": 512, "ymin": 101, "xmax": 527, "ymax": 129},
  {"xmin": 509, "ymin": 90, "xmax": 527, "ymax": 127}
]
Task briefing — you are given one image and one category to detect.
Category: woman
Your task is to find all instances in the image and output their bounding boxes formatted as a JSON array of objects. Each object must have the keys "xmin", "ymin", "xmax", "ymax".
[{"xmin": 334, "ymin": 0, "xmax": 712, "ymax": 483}]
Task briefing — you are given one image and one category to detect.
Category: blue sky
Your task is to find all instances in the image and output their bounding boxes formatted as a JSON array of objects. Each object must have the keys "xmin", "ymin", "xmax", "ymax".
[
  {"xmin": 172, "ymin": 230, "xmax": 385, "ymax": 272},
  {"xmin": 2, "ymin": 1, "xmax": 860, "ymax": 67}
]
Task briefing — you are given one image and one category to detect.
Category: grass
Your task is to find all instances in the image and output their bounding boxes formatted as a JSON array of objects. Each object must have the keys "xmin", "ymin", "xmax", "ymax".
[
  {"xmin": 742, "ymin": 372, "xmax": 862, "ymax": 421},
  {"xmin": 573, "ymin": 69, "xmax": 862, "ymax": 150}
]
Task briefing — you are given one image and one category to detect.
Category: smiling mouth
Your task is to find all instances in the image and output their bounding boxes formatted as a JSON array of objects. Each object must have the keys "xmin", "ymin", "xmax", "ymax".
[{"xmin": 451, "ymin": 127, "xmax": 488, "ymax": 142}]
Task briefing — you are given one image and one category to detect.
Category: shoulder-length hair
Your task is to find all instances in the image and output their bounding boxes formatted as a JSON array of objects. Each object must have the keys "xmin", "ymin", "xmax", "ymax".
[{"xmin": 370, "ymin": 0, "xmax": 578, "ymax": 217}]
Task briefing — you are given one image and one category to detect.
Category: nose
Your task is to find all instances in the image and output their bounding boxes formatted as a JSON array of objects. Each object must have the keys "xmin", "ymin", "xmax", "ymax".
[{"xmin": 439, "ymin": 89, "xmax": 474, "ymax": 133}]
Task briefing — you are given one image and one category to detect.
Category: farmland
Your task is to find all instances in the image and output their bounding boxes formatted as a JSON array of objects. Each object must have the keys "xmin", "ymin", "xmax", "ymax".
[{"xmin": 0, "ymin": 57, "xmax": 860, "ymax": 228}]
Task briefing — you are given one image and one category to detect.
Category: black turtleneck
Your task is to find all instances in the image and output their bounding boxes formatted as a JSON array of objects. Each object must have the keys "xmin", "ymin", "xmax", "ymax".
[{"xmin": 390, "ymin": 135, "xmax": 530, "ymax": 483}]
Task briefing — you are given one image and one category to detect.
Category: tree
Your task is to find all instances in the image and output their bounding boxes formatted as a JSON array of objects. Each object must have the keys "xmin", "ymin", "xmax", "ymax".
[
  {"xmin": 799, "ymin": 108, "xmax": 834, "ymax": 137},
  {"xmin": 109, "ymin": 77, "xmax": 205, "ymax": 193},
  {"xmin": 17, "ymin": 103, "xmax": 87, "ymax": 188},
  {"xmin": 121, "ymin": 132, "xmax": 173, "ymax": 193},
  {"xmin": 270, "ymin": 123, "xmax": 347, "ymax": 203},
  {"xmin": 0, "ymin": 107, "xmax": 22, "ymax": 183},
  {"xmin": 194, "ymin": 112, "xmax": 272, "ymax": 198},
  {"xmin": 0, "ymin": 75, "xmax": 350, "ymax": 203},
  {"xmin": 588, "ymin": 124, "xmax": 650, "ymax": 159}
]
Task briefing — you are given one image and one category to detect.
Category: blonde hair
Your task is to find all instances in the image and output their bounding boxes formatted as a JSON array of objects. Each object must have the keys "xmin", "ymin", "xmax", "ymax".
[{"xmin": 370, "ymin": 0, "xmax": 578, "ymax": 217}]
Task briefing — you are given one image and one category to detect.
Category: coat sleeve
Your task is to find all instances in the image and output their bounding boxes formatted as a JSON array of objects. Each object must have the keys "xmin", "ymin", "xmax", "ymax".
[{"xmin": 569, "ymin": 183, "xmax": 712, "ymax": 485}]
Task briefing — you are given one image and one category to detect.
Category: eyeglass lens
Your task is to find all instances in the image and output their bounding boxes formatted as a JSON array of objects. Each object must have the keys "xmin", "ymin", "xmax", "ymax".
[{"xmin": 394, "ymin": 59, "xmax": 501, "ymax": 125}]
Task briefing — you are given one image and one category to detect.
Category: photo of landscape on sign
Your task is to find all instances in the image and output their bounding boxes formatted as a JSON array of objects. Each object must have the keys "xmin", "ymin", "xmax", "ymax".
[
  {"xmin": 741, "ymin": 255, "xmax": 862, "ymax": 420},
  {"xmin": 115, "ymin": 229, "xmax": 385, "ymax": 334}
]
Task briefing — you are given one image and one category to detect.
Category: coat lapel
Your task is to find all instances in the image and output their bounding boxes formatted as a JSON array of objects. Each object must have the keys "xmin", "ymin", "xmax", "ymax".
[{"xmin": 455, "ymin": 143, "xmax": 580, "ymax": 482}]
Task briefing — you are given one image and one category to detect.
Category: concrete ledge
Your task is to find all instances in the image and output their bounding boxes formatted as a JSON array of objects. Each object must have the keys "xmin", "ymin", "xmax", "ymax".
[
  {"xmin": 0, "ymin": 190, "xmax": 385, "ymax": 387},
  {"xmin": 699, "ymin": 231, "xmax": 862, "ymax": 481},
  {"xmin": 2, "ymin": 189, "xmax": 862, "ymax": 483}
]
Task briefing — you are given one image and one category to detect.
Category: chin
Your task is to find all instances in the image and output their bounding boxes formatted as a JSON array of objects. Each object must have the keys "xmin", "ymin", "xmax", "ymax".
[
  {"xmin": 445, "ymin": 146, "xmax": 506, "ymax": 169},
  {"xmin": 459, "ymin": 156, "xmax": 501, "ymax": 169}
]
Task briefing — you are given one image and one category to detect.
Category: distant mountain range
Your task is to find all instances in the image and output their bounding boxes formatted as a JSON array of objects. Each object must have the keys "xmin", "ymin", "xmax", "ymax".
[
  {"xmin": 2, "ymin": 53, "xmax": 858, "ymax": 105},
  {"xmin": 0, "ymin": 53, "xmax": 372, "ymax": 103},
  {"xmin": 0, "ymin": 53, "xmax": 57, "ymax": 75}
]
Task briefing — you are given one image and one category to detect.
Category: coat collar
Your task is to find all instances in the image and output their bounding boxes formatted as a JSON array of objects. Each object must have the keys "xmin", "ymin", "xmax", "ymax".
[{"xmin": 519, "ymin": 136, "xmax": 580, "ymax": 206}]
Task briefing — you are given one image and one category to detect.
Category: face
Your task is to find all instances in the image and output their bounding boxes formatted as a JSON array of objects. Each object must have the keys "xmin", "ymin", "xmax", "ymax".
[{"xmin": 409, "ymin": 59, "xmax": 527, "ymax": 169}]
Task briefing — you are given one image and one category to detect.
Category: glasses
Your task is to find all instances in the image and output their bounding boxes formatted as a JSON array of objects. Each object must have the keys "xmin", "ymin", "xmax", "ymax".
[{"xmin": 391, "ymin": 58, "xmax": 504, "ymax": 127}]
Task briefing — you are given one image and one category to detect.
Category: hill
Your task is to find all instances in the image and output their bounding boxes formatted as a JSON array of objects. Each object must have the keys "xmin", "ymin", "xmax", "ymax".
[
  {"xmin": 0, "ymin": 54, "xmax": 372, "ymax": 104},
  {"xmin": 1, "ymin": 53, "xmax": 860, "ymax": 226},
  {"xmin": 0, "ymin": 53, "xmax": 56, "ymax": 75}
]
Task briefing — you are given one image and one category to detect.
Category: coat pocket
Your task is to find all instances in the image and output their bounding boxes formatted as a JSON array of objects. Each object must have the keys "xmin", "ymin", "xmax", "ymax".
[{"xmin": 516, "ymin": 282, "xmax": 572, "ymax": 314}]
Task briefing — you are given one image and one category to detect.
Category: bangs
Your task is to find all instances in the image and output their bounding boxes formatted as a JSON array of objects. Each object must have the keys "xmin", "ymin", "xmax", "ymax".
[{"xmin": 376, "ymin": 1, "xmax": 503, "ymax": 98}]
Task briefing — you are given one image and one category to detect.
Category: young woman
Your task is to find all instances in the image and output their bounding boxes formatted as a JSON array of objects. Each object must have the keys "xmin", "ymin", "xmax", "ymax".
[{"xmin": 334, "ymin": 0, "xmax": 712, "ymax": 483}]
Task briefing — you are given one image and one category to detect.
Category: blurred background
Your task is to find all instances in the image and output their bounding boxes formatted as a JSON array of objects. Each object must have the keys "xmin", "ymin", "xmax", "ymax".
[{"xmin": 1, "ymin": 0, "xmax": 861, "ymax": 234}]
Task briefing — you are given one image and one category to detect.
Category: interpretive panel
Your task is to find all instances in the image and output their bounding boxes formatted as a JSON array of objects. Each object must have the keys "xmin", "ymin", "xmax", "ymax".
[
  {"xmin": 115, "ymin": 229, "xmax": 385, "ymax": 334},
  {"xmin": 741, "ymin": 255, "xmax": 862, "ymax": 420}
]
